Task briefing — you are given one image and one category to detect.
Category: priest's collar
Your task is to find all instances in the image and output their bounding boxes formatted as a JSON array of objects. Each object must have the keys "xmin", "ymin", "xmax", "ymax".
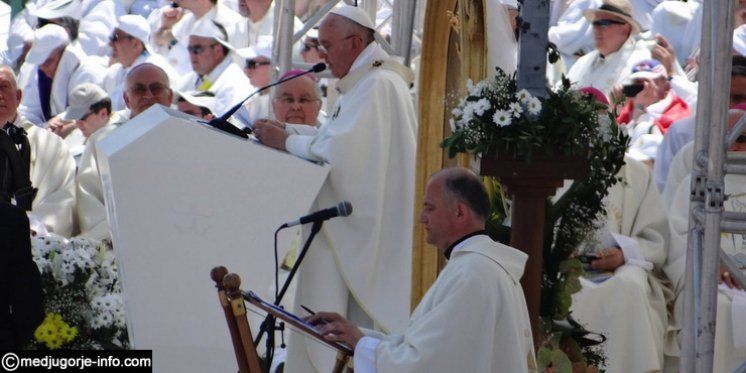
[{"xmin": 444, "ymin": 230, "xmax": 488, "ymax": 260}]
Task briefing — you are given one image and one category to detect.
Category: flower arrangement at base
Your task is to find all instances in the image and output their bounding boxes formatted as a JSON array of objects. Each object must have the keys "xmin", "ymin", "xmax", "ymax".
[
  {"xmin": 29, "ymin": 234, "xmax": 128, "ymax": 350},
  {"xmin": 442, "ymin": 69, "xmax": 629, "ymax": 371}
]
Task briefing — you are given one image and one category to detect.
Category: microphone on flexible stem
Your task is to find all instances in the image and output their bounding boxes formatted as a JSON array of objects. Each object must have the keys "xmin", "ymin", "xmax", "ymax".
[
  {"xmin": 204, "ymin": 63, "xmax": 327, "ymax": 139},
  {"xmin": 280, "ymin": 201, "xmax": 353, "ymax": 228}
]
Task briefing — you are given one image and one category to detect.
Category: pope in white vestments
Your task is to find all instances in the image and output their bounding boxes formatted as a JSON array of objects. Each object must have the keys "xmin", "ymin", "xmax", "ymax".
[
  {"xmin": 569, "ymin": 156, "xmax": 671, "ymax": 373},
  {"xmin": 306, "ymin": 168, "xmax": 536, "ymax": 373},
  {"xmin": 253, "ymin": 7, "xmax": 416, "ymax": 372}
]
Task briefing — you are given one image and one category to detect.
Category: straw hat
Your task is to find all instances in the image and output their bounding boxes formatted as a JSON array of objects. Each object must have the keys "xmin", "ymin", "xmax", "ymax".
[{"xmin": 583, "ymin": 0, "xmax": 642, "ymax": 35}]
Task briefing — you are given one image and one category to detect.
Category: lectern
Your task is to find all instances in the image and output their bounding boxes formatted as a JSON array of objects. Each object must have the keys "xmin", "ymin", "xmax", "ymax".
[{"xmin": 96, "ymin": 105, "xmax": 330, "ymax": 371}]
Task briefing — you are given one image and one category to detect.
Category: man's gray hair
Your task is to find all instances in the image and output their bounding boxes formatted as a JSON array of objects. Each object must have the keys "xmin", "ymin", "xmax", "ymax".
[
  {"xmin": 270, "ymin": 74, "xmax": 322, "ymax": 100},
  {"xmin": 433, "ymin": 168, "xmax": 490, "ymax": 222},
  {"xmin": 0, "ymin": 65, "xmax": 19, "ymax": 87}
]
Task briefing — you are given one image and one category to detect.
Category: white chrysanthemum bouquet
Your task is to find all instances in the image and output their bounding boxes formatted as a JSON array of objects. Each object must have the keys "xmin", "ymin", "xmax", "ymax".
[
  {"xmin": 30, "ymin": 234, "xmax": 128, "ymax": 349},
  {"xmin": 443, "ymin": 69, "xmax": 611, "ymax": 162}
]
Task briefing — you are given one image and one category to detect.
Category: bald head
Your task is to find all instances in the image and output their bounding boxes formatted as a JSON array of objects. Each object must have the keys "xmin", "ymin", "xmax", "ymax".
[
  {"xmin": 124, "ymin": 63, "xmax": 173, "ymax": 118},
  {"xmin": 421, "ymin": 167, "xmax": 489, "ymax": 252},
  {"xmin": 0, "ymin": 65, "xmax": 22, "ymax": 124}
]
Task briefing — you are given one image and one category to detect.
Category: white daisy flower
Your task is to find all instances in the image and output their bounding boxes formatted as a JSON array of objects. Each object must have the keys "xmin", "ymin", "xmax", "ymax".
[
  {"xmin": 473, "ymin": 98, "xmax": 491, "ymax": 116},
  {"xmin": 493, "ymin": 110, "xmax": 513, "ymax": 127},
  {"xmin": 527, "ymin": 97, "xmax": 542, "ymax": 115},
  {"xmin": 509, "ymin": 102, "xmax": 523, "ymax": 117},
  {"xmin": 516, "ymin": 89, "xmax": 532, "ymax": 103}
]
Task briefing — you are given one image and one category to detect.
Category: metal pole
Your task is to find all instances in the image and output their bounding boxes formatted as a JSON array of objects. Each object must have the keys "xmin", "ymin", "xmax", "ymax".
[
  {"xmin": 274, "ymin": 0, "xmax": 297, "ymax": 79},
  {"xmin": 680, "ymin": 0, "xmax": 713, "ymax": 367},
  {"xmin": 696, "ymin": 0, "xmax": 734, "ymax": 371},
  {"xmin": 516, "ymin": 0, "xmax": 550, "ymax": 97},
  {"xmin": 392, "ymin": 0, "xmax": 417, "ymax": 64}
]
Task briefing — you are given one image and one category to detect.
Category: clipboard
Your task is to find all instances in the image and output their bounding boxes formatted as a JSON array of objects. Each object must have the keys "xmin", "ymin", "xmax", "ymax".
[{"xmin": 243, "ymin": 291, "xmax": 354, "ymax": 355}]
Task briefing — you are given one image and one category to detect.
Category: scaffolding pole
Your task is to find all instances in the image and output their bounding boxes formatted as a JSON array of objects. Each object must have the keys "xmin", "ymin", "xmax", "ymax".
[{"xmin": 682, "ymin": 0, "xmax": 736, "ymax": 371}]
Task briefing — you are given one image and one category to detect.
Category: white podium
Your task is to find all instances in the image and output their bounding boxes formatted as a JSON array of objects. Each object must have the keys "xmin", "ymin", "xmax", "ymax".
[{"xmin": 97, "ymin": 105, "xmax": 329, "ymax": 372}]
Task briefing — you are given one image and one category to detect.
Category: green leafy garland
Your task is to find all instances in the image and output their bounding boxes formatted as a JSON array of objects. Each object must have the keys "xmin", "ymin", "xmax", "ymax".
[{"xmin": 442, "ymin": 69, "xmax": 628, "ymax": 370}]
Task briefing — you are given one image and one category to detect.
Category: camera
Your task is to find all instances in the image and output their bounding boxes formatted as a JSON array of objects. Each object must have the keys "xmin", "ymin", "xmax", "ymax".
[{"xmin": 622, "ymin": 83, "xmax": 644, "ymax": 98}]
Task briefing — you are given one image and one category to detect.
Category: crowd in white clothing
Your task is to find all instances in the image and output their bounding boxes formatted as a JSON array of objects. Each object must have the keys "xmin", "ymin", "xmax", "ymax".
[{"xmin": 2, "ymin": 0, "xmax": 746, "ymax": 371}]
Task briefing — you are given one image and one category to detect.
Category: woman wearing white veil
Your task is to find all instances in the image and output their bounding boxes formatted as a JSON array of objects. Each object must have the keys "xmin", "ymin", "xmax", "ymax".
[{"xmin": 486, "ymin": 0, "xmax": 519, "ymax": 76}]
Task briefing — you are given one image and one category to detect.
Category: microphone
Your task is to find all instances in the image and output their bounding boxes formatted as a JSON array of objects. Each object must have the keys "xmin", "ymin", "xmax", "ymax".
[
  {"xmin": 205, "ymin": 63, "xmax": 327, "ymax": 138},
  {"xmin": 281, "ymin": 201, "xmax": 352, "ymax": 228}
]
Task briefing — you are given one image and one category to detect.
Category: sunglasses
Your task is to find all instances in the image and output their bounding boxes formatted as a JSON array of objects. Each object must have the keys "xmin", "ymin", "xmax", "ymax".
[
  {"xmin": 128, "ymin": 83, "xmax": 168, "ymax": 96},
  {"xmin": 302, "ymin": 43, "xmax": 318, "ymax": 52},
  {"xmin": 109, "ymin": 33, "xmax": 134, "ymax": 43},
  {"xmin": 187, "ymin": 43, "xmax": 218, "ymax": 55},
  {"xmin": 245, "ymin": 60, "xmax": 271, "ymax": 69},
  {"xmin": 592, "ymin": 19, "xmax": 627, "ymax": 27}
]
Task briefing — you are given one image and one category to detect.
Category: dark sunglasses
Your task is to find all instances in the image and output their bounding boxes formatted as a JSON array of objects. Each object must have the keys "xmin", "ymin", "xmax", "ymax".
[
  {"xmin": 302, "ymin": 43, "xmax": 318, "ymax": 52},
  {"xmin": 187, "ymin": 43, "xmax": 218, "ymax": 55},
  {"xmin": 245, "ymin": 59, "xmax": 271, "ymax": 69},
  {"xmin": 109, "ymin": 33, "xmax": 134, "ymax": 43},
  {"xmin": 592, "ymin": 19, "xmax": 627, "ymax": 27}
]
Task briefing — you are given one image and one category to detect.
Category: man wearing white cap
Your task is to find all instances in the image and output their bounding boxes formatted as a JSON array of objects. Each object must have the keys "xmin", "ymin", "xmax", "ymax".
[
  {"xmin": 254, "ymin": 6, "xmax": 417, "ymax": 372},
  {"xmin": 240, "ymin": 35, "xmax": 273, "ymax": 125},
  {"xmin": 151, "ymin": 0, "xmax": 244, "ymax": 75},
  {"xmin": 66, "ymin": 83, "xmax": 125, "ymax": 240},
  {"xmin": 564, "ymin": 0, "xmax": 653, "ymax": 97},
  {"xmin": 175, "ymin": 90, "xmax": 217, "ymax": 119},
  {"xmin": 0, "ymin": 65, "xmax": 75, "ymax": 237},
  {"xmin": 103, "ymin": 14, "xmax": 176, "ymax": 111},
  {"xmin": 617, "ymin": 59, "xmax": 691, "ymax": 166},
  {"xmin": 18, "ymin": 24, "xmax": 106, "ymax": 129},
  {"xmin": 177, "ymin": 19, "xmax": 252, "ymax": 120}
]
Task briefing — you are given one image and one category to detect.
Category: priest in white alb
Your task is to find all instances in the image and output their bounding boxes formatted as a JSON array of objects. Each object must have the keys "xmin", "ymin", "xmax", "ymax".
[
  {"xmin": 253, "ymin": 6, "xmax": 417, "ymax": 372},
  {"xmin": 307, "ymin": 168, "xmax": 536, "ymax": 373}
]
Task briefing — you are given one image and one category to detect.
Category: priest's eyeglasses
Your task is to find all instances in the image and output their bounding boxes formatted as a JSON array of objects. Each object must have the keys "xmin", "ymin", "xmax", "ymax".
[
  {"xmin": 591, "ymin": 19, "xmax": 627, "ymax": 28},
  {"xmin": 318, "ymin": 35, "xmax": 358, "ymax": 55},
  {"xmin": 109, "ymin": 32, "xmax": 134, "ymax": 43},
  {"xmin": 187, "ymin": 43, "xmax": 219, "ymax": 55},
  {"xmin": 275, "ymin": 96, "xmax": 320, "ymax": 106},
  {"xmin": 128, "ymin": 83, "xmax": 168, "ymax": 96},
  {"xmin": 245, "ymin": 59, "xmax": 272, "ymax": 70}
]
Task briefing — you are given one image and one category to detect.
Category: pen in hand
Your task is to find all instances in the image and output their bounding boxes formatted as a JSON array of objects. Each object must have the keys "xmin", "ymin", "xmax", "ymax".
[{"xmin": 301, "ymin": 305, "xmax": 328, "ymax": 325}]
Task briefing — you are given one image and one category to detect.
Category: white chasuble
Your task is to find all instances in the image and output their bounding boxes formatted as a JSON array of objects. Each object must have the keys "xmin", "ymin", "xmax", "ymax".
[
  {"xmin": 570, "ymin": 157, "xmax": 671, "ymax": 373},
  {"xmin": 367, "ymin": 235, "xmax": 535, "ymax": 373},
  {"xmin": 75, "ymin": 123, "xmax": 120, "ymax": 240},
  {"xmin": 16, "ymin": 116, "xmax": 76, "ymax": 237},
  {"xmin": 665, "ymin": 174, "xmax": 746, "ymax": 372},
  {"xmin": 283, "ymin": 43, "xmax": 417, "ymax": 373}
]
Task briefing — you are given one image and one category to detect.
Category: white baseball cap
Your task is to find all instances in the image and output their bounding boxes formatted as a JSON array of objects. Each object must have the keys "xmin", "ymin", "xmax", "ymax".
[
  {"xmin": 31, "ymin": 0, "xmax": 83, "ymax": 20},
  {"xmin": 26, "ymin": 24, "xmax": 70, "ymax": 65},
  {"xmin": 190, "ymin": 18, "xmax": 235, "ymax": 52},
  {"xmin": 329, "ymin": 5, "xmax": 375, "ymax": 30},
  {"xmin": 735, "ymin": 25, "xmax": 746, "ymax": 57},
  {"xmin": 175, "ymin": 90, "xmax": 217, "ymax": 115},
  {"xmin": 61, "ymin": 83, "xmax": 109, "ymax": 121},
  {"xmin": 247, "ymin": 35, "xmax": 273, "ymax": 59},
  {"xmin": 116, "ymin": 14, "xmax": 151, "ymax": 45}
]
